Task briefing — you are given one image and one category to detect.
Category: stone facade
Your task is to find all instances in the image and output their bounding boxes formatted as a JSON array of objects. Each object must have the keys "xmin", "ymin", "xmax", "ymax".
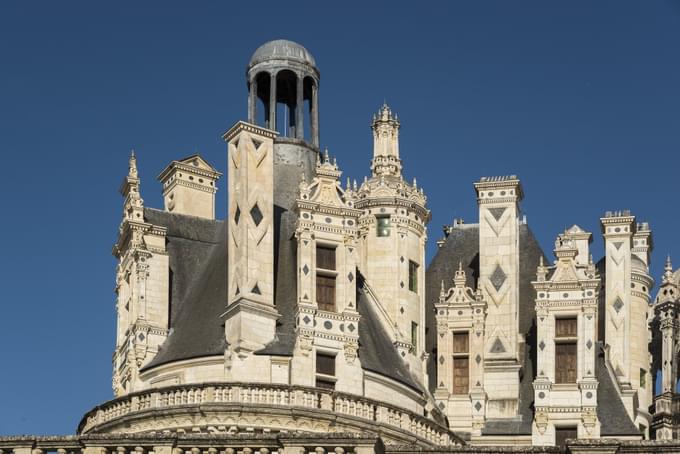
[{"xmin": 10, "ymin": 39, "xmax": 680, "ymax": 453}]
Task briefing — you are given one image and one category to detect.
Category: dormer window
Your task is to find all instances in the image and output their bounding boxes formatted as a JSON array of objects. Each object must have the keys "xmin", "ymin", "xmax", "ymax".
[
  {"xmin": 376, "ymin": 215, "xmax": 391, "ymax": 237},
  {"xmin": 316, "ymin": 245, "xmax": 336, "ymax": 312}
]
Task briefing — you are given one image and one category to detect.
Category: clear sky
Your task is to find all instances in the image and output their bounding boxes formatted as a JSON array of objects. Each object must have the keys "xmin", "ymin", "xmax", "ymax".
[{"xmin": 1, "ymin": 0, "xmax": 679, "ymax": 435}]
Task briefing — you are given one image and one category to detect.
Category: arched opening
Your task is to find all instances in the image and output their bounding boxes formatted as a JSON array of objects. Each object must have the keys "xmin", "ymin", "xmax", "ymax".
[
  {"xmin": 253, "ymin": 72, "xmax": 271, "ymax": 128},
  {"xmin": 275, "ymin": 70, "xmax": 298, "ymax": 138},
  {"xmin": 303, "ymin": 76, "xmax": 315, "ymax": 143}
]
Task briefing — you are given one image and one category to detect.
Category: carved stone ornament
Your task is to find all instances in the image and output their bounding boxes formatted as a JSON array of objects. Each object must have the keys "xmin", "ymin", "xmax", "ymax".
[
  {"xmin": 344, "ymin": 340, "xmax": 358, "ymax": 364},
  {"xmin": 534, "ymin": 409, "xmax": 549, "ymax": 435}
]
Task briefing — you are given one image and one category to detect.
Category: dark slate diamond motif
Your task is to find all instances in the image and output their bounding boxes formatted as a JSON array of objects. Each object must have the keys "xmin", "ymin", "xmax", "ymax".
[
  {"xmin": 539, "ymin": 340, "xmax": 546, "ymax": 351},
  {"xmin": 400, "ymin": 307, "xmax": 405, "ymax": 314},
  {"xmin": 401, "ymin": 351, "xmax": 406, "ymax": 357},
  {"xmin": 438, "ymin": 402, "xmax": 445, "ymax": 410},
  {"xmin": 475, "ymin": 354, "xmax": 481, "ymax": 364},
  {"xmin": 489, "ymin": 265, "xmax": 506, "ymax": 292},
  {"xmin": 439, "ymin": 355, "xmax": 445, "ymax": 365},
  {"xmin": 348, "ymin": 272, "xmax": 354, "ymax": 282},
  {"xmin": 586, "ymin": 340, "xmax": 593, "ymax": 350},
  {"xmin": 138, "ymin": 333, "xmax": 145, "ymax": 341},
  {"xmin": 474, "ymin": 402, "xmax": 482, "ymax": 411},
  {"xmin": 613, "ymin": 241, "xmax": 623, "ymax": 250},
  {"xmin": 488, "ymin": 207, "xmax": 506, "ymax": 221},
  {"xmin": 303, "ymin": 240, "xmax": 309, "ymax": 246},
  {"xmin": 439, "ymin": 382, "xmax": 445, "ymax": 388},
  {"xmin": 235, "ymin": 286, "xmax": 240, "ymax": 295},
  {"xmin": 234, "ymin": 206, "xmax": 241, "ymax": 224},
  {"xmin": 303, "ymin": 293, "xmax": 308, "ymax": 300},
  {"xmin": 250, "ymin": 204, "xmax": 263, "ymax": 226},
  {"xmin": 400, "ymin": 281, "xmax": 404, "ymax": 288},
  {"xmin": 490, "ymin": 338, "xmax": 505, "ymax": 353},
  {"xmin": 302, "ymin": 264, "xmax": 309, "ymax": 275},
  {"xmin": 302, "ymin": 315, "xmax": 311, "ymax": 324},
  {"xmin": 251, "ymin": 284, "xmax": 261, "ymax": 295},
  {"xmin": 400, "ymin": 256, "xmax": 404, "ymax": 263},
  {"xmin": 613, "ymin": 297, "xmax": 624, "ymax": 313},
  {"xmin": 347, "ymin": 323, "xmax": 355, "ymax": 332}
]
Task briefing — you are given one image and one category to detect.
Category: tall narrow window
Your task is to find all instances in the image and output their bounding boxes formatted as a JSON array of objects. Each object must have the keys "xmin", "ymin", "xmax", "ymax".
[
  {"xmin": 411, "ymin": 321, "xmax": 418, "ymax": 351},
  {"xmin": 555, "ymin": 317, "xmax": 577, "ymax": 384},
  {"xmin": 315, "ymin": 352, "xmax": 336, "ymax": 390},
  {"xmin": 316, "ymin": 245, "xmax": 336, "ymax": 312},
  {"xmin": 452, "ymin": 332, "xmax": 470, "ymax": 394},
  {"xmin": 408, "ymin": 260, "xmax": 419, "ymax": 293},
  {"xmin": 376, "ymin": 215, "xmax": 391, "ymax": 237}
]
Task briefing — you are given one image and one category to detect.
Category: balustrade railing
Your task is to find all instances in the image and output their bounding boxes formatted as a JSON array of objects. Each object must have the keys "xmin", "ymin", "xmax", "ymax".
[{"xmin": 78, "ymin": 383, "xmax": 456, "ymax": 446}]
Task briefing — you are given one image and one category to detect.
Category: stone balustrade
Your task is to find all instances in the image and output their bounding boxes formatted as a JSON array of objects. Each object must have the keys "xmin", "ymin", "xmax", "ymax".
[{"xmin": 78, "ymin": 383, "xmax": 458, "ymax": 447}]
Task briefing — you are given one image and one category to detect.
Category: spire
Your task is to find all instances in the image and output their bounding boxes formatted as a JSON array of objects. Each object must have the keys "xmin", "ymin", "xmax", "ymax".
[
  {"xmin": 656, "ymin": 254, "xmax": 678, "ymax": 305},
  {"xmin": 370, "ymin": 103, "xmax": 402, "ymax": 177},
  {"xmin": 128, "ymin": 149, "xmax": 138, "ymax": 179}
]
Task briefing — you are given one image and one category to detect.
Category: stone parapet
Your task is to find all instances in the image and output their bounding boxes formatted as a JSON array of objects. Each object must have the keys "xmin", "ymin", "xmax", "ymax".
[{"xmin": 77, "ymin": 383, "xmax": 460, "ymax": 448}]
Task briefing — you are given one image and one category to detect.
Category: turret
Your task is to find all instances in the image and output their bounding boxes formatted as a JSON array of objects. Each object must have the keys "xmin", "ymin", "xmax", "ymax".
[
  {"xmin": 112, "ymin": 151, "xmax": 169, "ymax": 396},
  {"xmin": 355, "ymin": 104, "xmax": 430, "ymax": 381}
]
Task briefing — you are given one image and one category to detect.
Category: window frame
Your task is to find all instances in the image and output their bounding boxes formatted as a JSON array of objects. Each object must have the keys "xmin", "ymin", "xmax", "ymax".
[
  {"xmin": 408, "ymin": 260, "xmax": 419, "ymax": 293},
  {"xmin": 451, "ymin": 331, "xmax": 470, "ymax": 394},
  {"xmin": 555, "ymin": 316, "xmax": 578, "ymax": 384},
  {"xmin": 315, "ymin": 351, "xmax": 337, "ymax": 390},
  {"xmin": 376, "ymin": 215, "xmax": 391, "ymax": 237},
  {"xmin": 315, "ymin": 244, "xmax": 337, "ymax": 312}
]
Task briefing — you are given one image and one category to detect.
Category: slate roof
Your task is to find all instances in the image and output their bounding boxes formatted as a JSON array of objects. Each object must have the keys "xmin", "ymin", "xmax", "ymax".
[
  {"xmin": 140, "ymin": 208, "xmax": 424, "ymax": 394},
  {"xmin": 142, "ymin": 208, "xmax": 226, "ymax": 370}
]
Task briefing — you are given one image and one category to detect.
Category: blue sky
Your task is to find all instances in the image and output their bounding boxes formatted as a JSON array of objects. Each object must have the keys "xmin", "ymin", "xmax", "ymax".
[{"xmin": 1, "ymin": 1, "xmax": 679, "ymax": 435}]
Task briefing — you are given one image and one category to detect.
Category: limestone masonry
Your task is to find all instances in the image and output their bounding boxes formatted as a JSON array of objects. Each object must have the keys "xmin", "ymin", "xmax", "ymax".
[{"xmin": 5, "ymin": 39, "xmax": 680, "ymax": 454}]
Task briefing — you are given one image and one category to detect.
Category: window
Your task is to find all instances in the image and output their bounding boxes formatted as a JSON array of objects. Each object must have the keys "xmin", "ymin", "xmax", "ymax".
[
  {"xmin": 376, "ymin": 215, "xmax": 391, "ymax": 237},
  {"xmin": 408, "ymin": 260, "xmax": 419, "ymax": 293},
  {"xmin": 411, "ymin": 322, "xmax": 418, "ymax": 351},
  {"xmin": 315, "ymin": 352, "xmax": 336, "ymax": 390},
  {"xmin": 316, "ymin": 245, "xmax": 336, "ymax": 312},
  {"xmin": 452, "ymin": 332, "xmax": 469, "ymax": 394},
  {"xmin": 555, "ymin": 317, "xmax": 577, "ymax": 384},
  {"xmin": 555, "ymin": 426, "xmax": 577, "ymax": 448}
]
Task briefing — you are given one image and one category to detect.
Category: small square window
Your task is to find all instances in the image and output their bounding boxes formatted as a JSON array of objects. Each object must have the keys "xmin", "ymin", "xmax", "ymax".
[{"xmin": 376, "ymin": 216, "xmax": 391, "ymax": 237}]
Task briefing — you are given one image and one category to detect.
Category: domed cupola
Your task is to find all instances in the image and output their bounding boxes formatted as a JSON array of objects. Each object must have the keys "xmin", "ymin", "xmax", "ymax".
[{"xmin": 246, "ymin": 39, "xmax": 320, "ymax": 147}]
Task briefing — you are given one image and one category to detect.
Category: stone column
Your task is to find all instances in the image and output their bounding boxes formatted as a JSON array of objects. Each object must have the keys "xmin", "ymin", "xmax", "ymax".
[
  {"xmin": 296, "ymin": 74, "xmax": 304, "ymax": 139},
  {"xmin": 269, "ymin": 72, "xmax": 277, "ymax": 131},
  {"xmin": 311, "ymin": 82, "xmax": 319, "ymax": 147},
  {"xmin": 248, "ymin": 77, "xmax": 257, "ymax": 124}
]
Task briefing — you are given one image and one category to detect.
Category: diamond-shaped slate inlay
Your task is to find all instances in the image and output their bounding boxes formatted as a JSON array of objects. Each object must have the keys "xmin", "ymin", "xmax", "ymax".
[
  {"xmin": 489, "ymin": 264, "xmax": 507, "ymax": 292},
  {"xmin": 347, "ymin": 323, "xmax": 355, "ymax": 332},
  {"xmin": 250, "ymin": 204, "xmax": 263, "ymax": 226},
  {"xmin": 474, "ymin": 402, "xmax": 482, "ymax": 412},
  {"xmin": 439, "ymin": 355, "xmax": 445, "ymax": 365},
  {"xmin": 400, "ymin": 307, "xmax": 404, "ymax": 314},
  {"xmin": 539, "ymin": 340, "xmax": 546, "ymax": 351},
  {"xmin": 586, "ymin": 340, "xmax": 593, "ymax": 350},
  {"xmin": 234, "ymin": 206, "xmax": 241, "ymax": 224},
  {"xmin": 400, "ymin": 281, "xmax": 404, "ymax": 288},
  {"xmin": 613, "ymin": 297, "xmax": 624, "ymax": 313},
  {"xmin": 302, "ymin": 315, "xmax": 311, "ymax": 324},
  {"xmin": 400, "ymin": 256, "xmax": 404, "ymax": 263},
  {"xmin": 488, "ymin": 207, "xmax": 506, "ymax": 221},
  {"xmin": 438, "ymin": 402, "xmax": 445, "ymax": 410},
  {"xmin": 302, "ymin": 264, "xmax": 309, "ymax": 275},
  {"xmin": 348, "ymin": 272, "xmax": 354, "ymax": 282},
  {"xmin": 475, "ymin": 354, "xmax": 481, "ymax": 364},
  {"xmin": 613, "ymin": 241, "xmax": 624, "ymax": 250},
  {"xmin": 490, "ymin": 338, "xmax": 505, "ymax": 353}
]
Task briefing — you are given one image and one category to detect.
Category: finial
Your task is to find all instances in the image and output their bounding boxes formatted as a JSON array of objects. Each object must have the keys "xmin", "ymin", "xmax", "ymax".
[
  {"xmin": 589, "ymin": 254, "xmax": 594, "ymax": 265},
  {"xmin": 413, "ymin": 177, "xmax": 417, "ymax": 189},
  {"xmin": 346, "ymin": 177, "xmax": 351, "ymax": 190},
  {"xmin": 458, "ymin": 261, "xmax": 463, "ymax": 272},
  {"xmin": 333, "ymin": 156, "xmax": 337, "ymax": 167},
  {"xmin": 539, "ymin": 256, "xmax": 544, "ymax": 267},
  {"xmin": 128, "ymin": 149, "xmax": 138, "ymax": 178},
  {"xmin": 324, "ymin": 147, "xmax": 330, "ymax": 163}
]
